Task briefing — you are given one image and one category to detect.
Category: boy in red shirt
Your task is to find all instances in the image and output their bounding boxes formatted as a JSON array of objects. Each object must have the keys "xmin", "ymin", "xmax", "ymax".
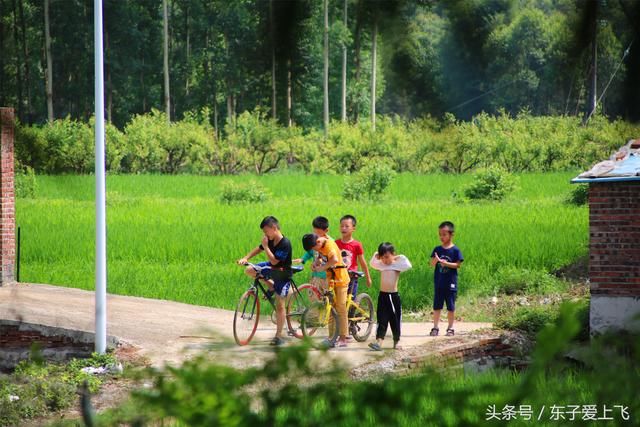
[{"xmin": 336, "ymin": 215, "xmax": 372, "ymax": 299}]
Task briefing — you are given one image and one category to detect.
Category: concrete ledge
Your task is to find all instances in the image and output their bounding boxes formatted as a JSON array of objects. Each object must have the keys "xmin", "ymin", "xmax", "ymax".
[
  {"xmin": 590, "ymin": 295, "xmax": 640, "ymax": 335},
  {"xmin": 0, "ymin": 319, "xmax": 118, "ymax": 370}
]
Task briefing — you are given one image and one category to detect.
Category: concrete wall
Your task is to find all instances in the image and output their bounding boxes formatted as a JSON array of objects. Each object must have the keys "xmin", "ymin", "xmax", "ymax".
[{"xmin": 588, "ymin": 181, "xmax": 640, "ymax": 334}]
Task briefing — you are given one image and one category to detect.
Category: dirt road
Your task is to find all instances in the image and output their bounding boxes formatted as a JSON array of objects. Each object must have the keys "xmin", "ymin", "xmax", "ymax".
[{"xmin": 0, "ymin": 283, "xmax": 492, "ymax": 370}]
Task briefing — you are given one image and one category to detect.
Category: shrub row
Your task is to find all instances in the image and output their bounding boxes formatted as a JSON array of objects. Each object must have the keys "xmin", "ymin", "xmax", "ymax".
[{"xmin": 15, "ymin": 109, "xmax": 640, "ymax": 175}]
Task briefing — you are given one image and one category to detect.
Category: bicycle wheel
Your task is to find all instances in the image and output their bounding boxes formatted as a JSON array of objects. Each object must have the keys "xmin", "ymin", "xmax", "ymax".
[
  {"xmin": 286, "ymin": 283, "xmax": 321, "ymax": 339},
  {"xmin": 350, "ymin": 293, "xmax": 374, "ymax": 342},
  {"xmin": 302, "ymin": 300, "xmax": 339, "ymax": 346},
  {"xmin": 233, "ymin": 289, "xmax": 260, "ymax": 346}
]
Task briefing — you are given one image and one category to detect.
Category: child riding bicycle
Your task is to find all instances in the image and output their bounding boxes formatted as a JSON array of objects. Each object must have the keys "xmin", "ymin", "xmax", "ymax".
[
  {"xmin": 302, "ymin": 233, "xmax": 350, "ymax": 348},
  {"xmin": 237, "ymin": 216, "xmax": 293, "ymax": 346}
]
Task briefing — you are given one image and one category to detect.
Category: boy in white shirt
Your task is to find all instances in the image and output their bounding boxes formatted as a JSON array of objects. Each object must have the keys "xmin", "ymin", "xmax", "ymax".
[{"xmin": 368, "ymin": 242, "xmax": 412, "ymax": 351}]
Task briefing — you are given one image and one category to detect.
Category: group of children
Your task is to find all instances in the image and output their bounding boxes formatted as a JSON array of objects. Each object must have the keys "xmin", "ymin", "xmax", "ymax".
[{"xmin": 237, "ymin": 215, "xmax": 463, "ymax": 349}]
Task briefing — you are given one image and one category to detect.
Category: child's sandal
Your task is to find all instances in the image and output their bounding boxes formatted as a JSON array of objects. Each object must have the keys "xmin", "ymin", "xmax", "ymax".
[
  {"xmin": 368, "ymin": 342, "xmax": 382, "ymax": 351},
  {"xmin": 429, "ymin": 327, "xmax": 439, "ymax": 336},
  {"xmin": 445, "ymin": 328, "xmax": 455, "ymax": 336},
  {"xmin": 270, "ymin": 336, "xmax": 285, "ymax": 346}
]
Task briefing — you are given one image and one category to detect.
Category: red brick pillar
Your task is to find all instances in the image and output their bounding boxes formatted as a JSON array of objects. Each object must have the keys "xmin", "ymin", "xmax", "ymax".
[
  {"xmin": 588, "ymin": 181, "xmax": 640, "ymax": 333},
  {"xmin": 0, "ymin": 108, "xmax": 16, "ymax": 285}
]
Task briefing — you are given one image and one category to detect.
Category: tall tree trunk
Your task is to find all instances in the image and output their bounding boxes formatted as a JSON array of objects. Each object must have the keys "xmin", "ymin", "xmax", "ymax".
[
  {"xmin": 213, "ymin": 89, "xmax": 219, "ymax": 139},
  {"xmin": 223, "ymin": 30, "xmax": 234, "ymax": 125},
  {"xmin": 163, "ymin": 0, "xmax": 171, "ymax": 122},
  {"xmin": 353, "ymin": 0, "xmax": 363, "ymax": 122},
  {"xmin": 185, "ymin": 2, "xmax": 190, "ymax": 96},
  {"xmin": 141, "ymin": 55, "xmax": 147, "ymax": 111},
  {"xmin": 105, "ymin": 27, "xmax": 112, "ymax": 123},
  {"xmin": 270, "ymin": 0, "xmax": 277, "ymax": 120},
  {"xmin": 371, "ymin": 15, "xmax": 377, "ymax": 131},
  {"xmin": 323, "ymin": 0, "xmax": 329, "ymax": 138},
  {"xmin": 12, "ymin": 0, "xmax": 23, "ymax": 120},
  {"xmin": 341, "ymin": 0, "xmax": 347, "ymax": 122},
  {"xmin": 287, "ymin": 58, "xmax": 292, "ymax": 127},
  {"xmin": 584, "ymin": 0, "xmax": 598, "ymax": 124},
  {"xmin": 44, "ymin": 0, "xmax": 54, "ymax": 121},
  {"xmin": 0, "ymin": 0, "xmax": 4, "ymax": 107},
  {"xmin": 19, "ymin": 0, "xmax": 31, "ymax": 123}
]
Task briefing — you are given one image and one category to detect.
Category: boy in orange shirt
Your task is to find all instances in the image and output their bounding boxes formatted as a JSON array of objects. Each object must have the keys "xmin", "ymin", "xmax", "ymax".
[{"xmin": 302, "ymin": 233, "xmax": 350, "ymax": 347}]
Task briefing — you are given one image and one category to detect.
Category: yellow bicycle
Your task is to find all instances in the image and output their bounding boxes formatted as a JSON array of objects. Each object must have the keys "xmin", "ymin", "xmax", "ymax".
[{"xmin": 301, "ymin": 271, "xmax": 374, "ymax": 345}]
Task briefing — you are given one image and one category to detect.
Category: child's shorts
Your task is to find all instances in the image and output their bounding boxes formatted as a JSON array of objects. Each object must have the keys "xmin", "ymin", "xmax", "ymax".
[
  {"xmin": 255, "ymin": 261, "xmax": 291, "ymax": 297},
  {"xmin": 433, "ymin": 283, "xmax": 456, "ymax": 311}
]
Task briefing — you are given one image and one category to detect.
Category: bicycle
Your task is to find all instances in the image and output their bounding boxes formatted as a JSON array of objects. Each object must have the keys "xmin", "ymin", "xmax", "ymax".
[
  {"xmin": 346, "ymin": 271, "xmax": 375, "ymax": 341},
  {"xmin": 300, "ymin": 271, "xmax": 374, "ymax": 346},
  {"xmin": 233, "ymin": 262, "xmax": 320, "ymax": 346}
]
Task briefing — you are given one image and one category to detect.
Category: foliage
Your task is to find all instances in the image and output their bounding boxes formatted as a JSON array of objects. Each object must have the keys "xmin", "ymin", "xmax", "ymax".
[
  {"xmin": 343, "ymin": 161, "xmax": 396, "ymax": 201},
  {"xmin": 464, "ymin": 167, "xmax": 517, "ymax": 201},
  {"xmin": 226, "ymin": 110, "xmax": 288, "ymax": 175},
  {"xmin": 494, "ymin": 298, "xmax": 589, "ymax": 338},
  {"xmin": 15, "ymin": 165, "xmax": 37, "ymax": 198},
  {"xmin": 95, "ymin": 304, "xmax": 639, "ymax": 427},
  {"xmin": 0, "ymin": 351, "xmax": 117, "ymax": 426},
  {"xmin": 494, "ymin": 268, "xmax": 566, "ymax": 295},
  {"xmin": 566, "ymin": 184, "xmax": 588, "ymax": 206},
  {"xmin": 220, "ymin": 180, "xmax": 269, "ymax": 204},
  {"xmin": 495, "ymin": 304, "xmax": 561, "ymax": 336},
  {"xmin": 16, "ymin": 112, "xmax": 639, "ymax": 176}
]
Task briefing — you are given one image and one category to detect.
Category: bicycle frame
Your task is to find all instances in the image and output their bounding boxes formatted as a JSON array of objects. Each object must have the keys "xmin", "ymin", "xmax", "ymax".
[
  {"xmin": 314, "ymin": 279, "xmax": 371, "ymax": 324},
  {"xmin": 346, "ymin": 293, "xmax": 370, "ymax": 321},
  {"xmin": 242, "ymin": 269, "xmax": 302, "ymax": 315}
]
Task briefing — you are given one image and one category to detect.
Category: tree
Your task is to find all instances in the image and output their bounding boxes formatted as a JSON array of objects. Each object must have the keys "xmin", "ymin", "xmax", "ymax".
[
  {"xmin": 323, "ymin": 0, "xmax": 329, "ymax": 138},
  {"xmin": 370, "ymin": 8, "xmax": 377, "ymax": 130},
  {"xmin": 341, "ymin": 0, "xmax": 347, "ymax": 122},
  {"xmin": 163, "ymin": 0, "xmax": 170, "ymax": 123},
  {"xmin": 270, "ymin": 0, "xmax": 276, "ymax": 120},
  {"xmin": 44, "ymin": 0, "xmax": 53, "ymax": 121}
]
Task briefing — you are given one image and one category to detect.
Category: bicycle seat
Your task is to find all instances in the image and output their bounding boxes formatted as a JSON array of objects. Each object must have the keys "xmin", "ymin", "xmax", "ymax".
[
  {"xmin": 349, "ymin": 270, "xmax": 365, "ymax": 278},
  {"xmin": 291, "ymin": 265, "xmax": 304, "ymax": 274}
]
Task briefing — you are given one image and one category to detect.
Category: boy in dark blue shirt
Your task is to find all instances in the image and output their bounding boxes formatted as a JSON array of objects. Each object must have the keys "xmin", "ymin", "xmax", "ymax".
[{"xmin": 429, "ymin": 221, "xmax": 463, "ymax": 337}]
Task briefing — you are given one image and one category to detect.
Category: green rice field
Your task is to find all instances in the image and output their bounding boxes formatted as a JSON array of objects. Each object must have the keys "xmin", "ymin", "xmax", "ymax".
[{"xmin": 17, "ymin": 172, "xmax": 588, "ymax": 311}]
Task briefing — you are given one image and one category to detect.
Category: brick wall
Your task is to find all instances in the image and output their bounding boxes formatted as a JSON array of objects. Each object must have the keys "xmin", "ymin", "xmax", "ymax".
[
  {"xmin": 403, "ymin": 337, "xmax": 528, "ymax": 372},
  {"xmin": 588, "ymin": 181, "xmax": 640, "ymax": 297},
  {"xmin": 0, "ymin": 107, "xmax": 15, "ymax": 285},
  {"xmin": 0, "ymin": 320, "xmax": 98, "ymax": 370},
  {"xmin": 0, "ymin": 323, "xmax": 91, "ymax": 349}
]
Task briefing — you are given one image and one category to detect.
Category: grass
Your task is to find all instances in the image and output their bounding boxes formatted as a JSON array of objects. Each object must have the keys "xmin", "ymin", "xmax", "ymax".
[{"xmin": 16, "ymin": 172, "xmax": 587, "ymax": 312}]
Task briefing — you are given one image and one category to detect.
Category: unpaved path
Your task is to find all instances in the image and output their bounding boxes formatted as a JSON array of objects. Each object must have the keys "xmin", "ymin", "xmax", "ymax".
[{"xmin": 0, "ymin": 283, "xmax": 492, "ymax": 370}]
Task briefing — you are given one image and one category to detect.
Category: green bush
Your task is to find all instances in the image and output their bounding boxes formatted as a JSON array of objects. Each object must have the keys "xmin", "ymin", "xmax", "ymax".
[
  {"xmin": 495, "ymin": 268, "xmax": 566, "ymax": 295},
  {"xmin": 220, "ymin": 180, "xmax": 269, "ymax": 204},
  {"xmin": 0, "ymin": 352, "xmax": 117, "ymax": 425},
  {"xmin": 495, "ymin": 304, "xmax": 559, "ymax": 335},
  {"xmin": 464, "ymin": 167, "xmax": 517, "ymax": 201},
  {"xmin": 343, "ymin": 161, "xmax": 396, "ymax": 201},
  {"xmin": 14, "ymin": 112, "xmax": 640, "ymax": 175},
  {"xmin": 15, "ymin": 165, "xmax": 37, "ymax": 198},
  {"xmin": 566, "ymin": 184, "xmax": 588, "ymax": 206},
  {"xmin": 226, "ymin": 109, "xmax": 287, "ymax": 175}
]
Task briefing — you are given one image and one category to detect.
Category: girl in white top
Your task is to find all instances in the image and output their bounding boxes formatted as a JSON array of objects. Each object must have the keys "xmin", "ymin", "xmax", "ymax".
[{"xmin": 368, "ymin": 243, "xmax": 412, "ymax": 351}]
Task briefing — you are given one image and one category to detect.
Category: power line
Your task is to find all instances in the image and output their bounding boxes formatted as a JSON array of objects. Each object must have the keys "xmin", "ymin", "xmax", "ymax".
[{"xmin": 584, "ymin": 38, "xmax": 634, "ymax": 124}]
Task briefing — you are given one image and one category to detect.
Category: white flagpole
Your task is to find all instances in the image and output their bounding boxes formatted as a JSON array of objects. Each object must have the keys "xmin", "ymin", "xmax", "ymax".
[{"xmin": 94, "ymin": 0, "xmax": 107, "ymax": 354}]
